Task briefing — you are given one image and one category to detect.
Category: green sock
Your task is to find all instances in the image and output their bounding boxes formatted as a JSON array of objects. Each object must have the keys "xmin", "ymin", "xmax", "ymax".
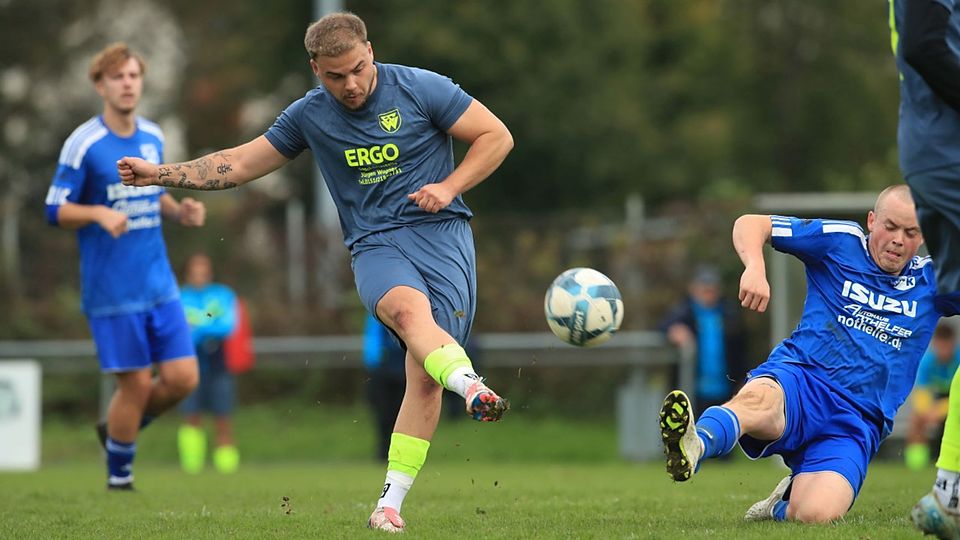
[
  {"xmin": 379, "ymin": 433, "xmax": 430, "ymax": 511},
  {"xmin": 937, "ymin": 370, "xmax": 960, "ymax": 471},
  {"xmin": 423, "ymin": 344, "xmax": 472, "ymax": 390},
  {"xmin": 213, "ymin": 445, "xmax": 240, "ymax": 474},
  {"xmin": 387, "ymin": 432, "xmax": 430, "ymax": 477},
  {"xmin": 177, "ymin": 425, "xmax": 206, "ymax": 474},
  {"xmin": 906, "ymin": 442, "xmax": 930, "ymax": 471}
]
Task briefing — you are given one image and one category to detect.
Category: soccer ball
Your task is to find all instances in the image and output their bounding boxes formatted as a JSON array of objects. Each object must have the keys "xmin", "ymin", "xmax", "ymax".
[{"xmin": 544, "ymin": 267, "xmax": 624, "ymax": 347}]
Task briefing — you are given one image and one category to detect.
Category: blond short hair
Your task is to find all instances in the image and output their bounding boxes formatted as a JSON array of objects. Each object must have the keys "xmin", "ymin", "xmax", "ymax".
[
  {"xmin": 88, "ymin": 42, "xmax": 145, "ymax": 83},
  {"xmin": 304, "ymin": 12, "xmax": 367, "ymax": 59}
]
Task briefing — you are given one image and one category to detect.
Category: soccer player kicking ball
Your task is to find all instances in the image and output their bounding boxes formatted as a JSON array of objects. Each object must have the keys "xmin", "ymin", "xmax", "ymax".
[
  {"xmin": 659, "ymin": 186, "xmax": 960, "ymax": 523},
  {"xmin": 45, "ymin": 43, "xmax": 204, "ymax": 490},
  {"xmin": 117, "ymin": 12, "xmax": 512, "ymax": 532}
]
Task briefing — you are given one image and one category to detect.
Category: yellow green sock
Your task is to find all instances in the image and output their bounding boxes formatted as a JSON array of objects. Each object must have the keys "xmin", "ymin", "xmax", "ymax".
[
  {"xmin": 213, "ymin": 445, "xmax": 240, "ymax": 474},
  {"xmin": 387, "ymin": 432, "xmax": 430, "ymax": 477},
  {"xmin": 177, "ymin": 425, "xmax": 206, "ymax": 474},
  {"xmin": 423, "ymin": 344, "xmax": 472, "ymax": 390},
  {"xmin": 937, "ymin": 370, "xmax": 960, "ymax": 472},
  {"xmin": 906, "ymin": 442, "xmax": 930, "ymax": 471},
  {"xmin": 379, "ymin": 433, "xmax": 430, "ymax": 511}
]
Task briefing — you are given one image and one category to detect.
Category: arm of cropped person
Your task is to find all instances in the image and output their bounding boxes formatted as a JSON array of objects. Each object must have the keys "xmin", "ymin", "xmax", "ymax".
[
  {"xmin": 732, "ymin": 214, "xmax": 773, "ymax": 313},
  {"xmin": 117, "ymin": 135, "xmax": 290, "ymax": 191},
  {"xmin": 902, "ymin": 0, "xmax": 960, "ymax": 113}
]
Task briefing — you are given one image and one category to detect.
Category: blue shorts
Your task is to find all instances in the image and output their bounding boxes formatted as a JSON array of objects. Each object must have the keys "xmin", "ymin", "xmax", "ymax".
[
  {"xmin": 907, "ymin": 166, "xmax": 960, "ymax": 294},
  {"xmin": 351, "ymin": 219, "xmax": 477, "ymax": 346},
  {"xmin": 87, "ymin": 299, "xmax": 196, "ymax": 373},
  {"xmin": 179, "ymin": 341, "xmax": 235, "ymax": 416},
  {"xmin": 738, "ymin": 362, "xmax": 881, "ymax": 499}
]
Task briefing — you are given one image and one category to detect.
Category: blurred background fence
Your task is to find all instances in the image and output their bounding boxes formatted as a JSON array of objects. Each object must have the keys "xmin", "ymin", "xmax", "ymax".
[
  {"xmin": 0, "ymin": 331, "xmax": 690, "ymax": 461},
  {"xmin": 0, "ymin": 0, "xmax": 913, "ymax": 466}
]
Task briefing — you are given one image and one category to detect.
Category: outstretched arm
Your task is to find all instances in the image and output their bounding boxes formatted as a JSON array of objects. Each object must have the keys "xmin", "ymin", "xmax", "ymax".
[
  {"xmin": 407, "ymin": 99, "xmax": 514, "ymax": 213},
  {"xmin": 732, "ymin": 214, "xmax": 773, "ymax": 312},
  {"xmin": 118, "ymin": 136, "xmax": 290, "ymax": 191}
]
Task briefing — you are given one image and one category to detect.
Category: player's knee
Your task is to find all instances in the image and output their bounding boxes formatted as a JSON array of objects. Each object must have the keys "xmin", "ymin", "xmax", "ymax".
[
  {"xmin": 115, "ymin": 371, "xmax": 152, "ymax": 395},
  {"xmin": 382, "ymin": 306, "xmax": 419, "ymax": 338},
  {"xmin": 168, "ymin": 365, "xmax": 199, "ymax": 398},
  {"xmin": 788, "ymin": 500, "xmax": 847, "ymax": 523},
  {"xmin": 730, "ymin": 387, "xmax": 778, "ymax": 417}
]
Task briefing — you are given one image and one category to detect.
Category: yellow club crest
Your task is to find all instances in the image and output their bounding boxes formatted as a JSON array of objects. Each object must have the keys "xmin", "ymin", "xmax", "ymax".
[{"xmin": 378, "ymin": 108, "xmax": 402, "ymax": 134}]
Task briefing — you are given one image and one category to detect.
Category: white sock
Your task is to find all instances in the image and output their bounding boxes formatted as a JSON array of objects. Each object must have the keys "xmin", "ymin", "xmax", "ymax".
[
  {"xmin": 378, "ymin": 470, "xmax": 414, "ymax": 512},
  {"xmin": 934, "ymin": 468, "xmax": 960, "ymax": 514},
  {"xmin": 444, "ymin": 367, "xmax": 482, "ymax": 398}
]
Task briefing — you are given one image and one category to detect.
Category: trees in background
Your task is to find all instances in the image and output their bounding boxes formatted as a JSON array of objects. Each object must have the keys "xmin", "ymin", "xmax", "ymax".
[{"xmin": 0, "ymin": 0, "xmax": 902, "ymax": 337}]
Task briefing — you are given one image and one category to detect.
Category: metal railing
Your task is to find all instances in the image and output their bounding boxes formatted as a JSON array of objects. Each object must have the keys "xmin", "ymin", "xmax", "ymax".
[{"xmin": 0, "ymin": 331, "xmax": 689, "ymax": 461}]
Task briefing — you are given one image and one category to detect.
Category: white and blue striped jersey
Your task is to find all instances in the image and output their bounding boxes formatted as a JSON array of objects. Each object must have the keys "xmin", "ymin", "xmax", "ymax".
[
  {"xmin": 767, "ymin": 215, "xmax": 960, "ymax": 438},
  {"xmin": 45, "ymin": 116, "xmax": 179, "ymax": 317}
]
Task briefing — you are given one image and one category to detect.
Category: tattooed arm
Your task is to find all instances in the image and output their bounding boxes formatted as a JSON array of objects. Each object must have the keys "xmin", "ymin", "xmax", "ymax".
[{"xmin": 117, "ymin": 136, "xmax": 289, "ymax": 190}]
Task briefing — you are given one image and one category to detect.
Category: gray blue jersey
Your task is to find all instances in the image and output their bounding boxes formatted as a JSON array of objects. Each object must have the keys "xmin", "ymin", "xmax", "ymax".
[
  {"xmin": 767, "ymin": 216, "xmax": 960, "ymax": 437},
  {"xmin": 891, "ymin": 0, "xmax": 960, "ymax": 176},
  {"xmin": 265, "ymin": 62, "xmax": 474, "ymax": 249}
]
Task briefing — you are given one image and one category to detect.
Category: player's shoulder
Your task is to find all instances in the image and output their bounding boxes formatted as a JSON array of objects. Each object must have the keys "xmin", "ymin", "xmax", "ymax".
[
  {"xmin": 817, "ymin": 218, "xmax": 865, "ymax": 238},
  {"xmin": 135, "ymin": 117, "xmax": 164, "ymax": 143},
  {"xmin": 377, "ymin": 62, "xmax": 450, "ymax": 88},
  {"xmin": 58, "ymin": 116, "xmax": 109, "ymax": 169},
  {"xmin": 908, "ymin": 255, "xmax": 937, "ymax": 279},
  {"xmin": 773, "ymin": 216, "xmax": 865, "ymax": 242},
  {"xmin": 284, "ymin": 86, "xmax": 329, "ymax": 116}
]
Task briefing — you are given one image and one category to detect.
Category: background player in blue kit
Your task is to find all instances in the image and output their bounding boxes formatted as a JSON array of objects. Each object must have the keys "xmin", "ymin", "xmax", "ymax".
[
  {"xmin": 177, "ymin": 252, "xmax": 241, "ymax": 474},
  {"xmin": 659, "ymin": 185, "xmax": 960, "ymax": 523},
  {"xmin": 44, "ymin": 43, "xmax": 205, "ymax": 490},
  {"xmin": 115, "ymin": 12, "xmax": 513, "ymax": 532}
]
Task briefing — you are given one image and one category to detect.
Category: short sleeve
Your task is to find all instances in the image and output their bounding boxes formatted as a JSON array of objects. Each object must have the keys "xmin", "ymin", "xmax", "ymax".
[
  {"xmin": 264, "ymin": 97, "xmax": 310, "ymax": 159},
  {"xmin": 410, "ymin": 68, "xmax": 473, "ymax": 131},
  {"xmin": 44, "ymin": 160, "xmax": 87, "ymax": 226},
  {"xmin": 770, "ymin": 215, "xmax": 863, "ymax": 265}
]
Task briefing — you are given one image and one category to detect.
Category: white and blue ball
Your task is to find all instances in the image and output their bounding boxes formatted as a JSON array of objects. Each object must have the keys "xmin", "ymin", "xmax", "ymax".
[{"xmin": 544, "ymin": 267, "xmax": 624, "ymax": 347}]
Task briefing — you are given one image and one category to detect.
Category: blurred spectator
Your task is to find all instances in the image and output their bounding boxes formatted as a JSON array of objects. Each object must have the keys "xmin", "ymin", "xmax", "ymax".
[
  {"xmin": 906, "ymin": 323, "xmax": 960, "ymax": 470},
  {"xmin": 177, "ymin": 253, "xmax": 241, "ymax": 474},
  {"xmin": 660, "ymin": 265, "xmax": 749, "ymax": 417},
  {"xmin": 363, "ymin": 313, "xmax": 406, "ymax": 461}
]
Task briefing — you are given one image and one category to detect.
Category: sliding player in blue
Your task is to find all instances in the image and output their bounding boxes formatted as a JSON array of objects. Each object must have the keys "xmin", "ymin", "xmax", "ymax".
[
  {"xmin": 45, "ymin": 43, "xmax": 204, "ymax": 490},
  {"xmin": 660, "ymin": 185, "xmax": 960, "ymax": 522}
]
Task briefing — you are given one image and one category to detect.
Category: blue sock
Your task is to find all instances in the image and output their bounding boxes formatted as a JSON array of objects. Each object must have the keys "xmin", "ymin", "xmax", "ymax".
[
  {"xmin": 106, "ymin": 437, "xmax": 136, "ymax": 485},
  {"xmin": 695, "ymin": 406, "xmax": 741, "ymax": 460},
  {"xmin": 140, "ymin": 415, "xmax": 156, "ymax": 430},
  {"xmin": 773, "ymin": 500, "xmax": 789, "ymax": 521}
]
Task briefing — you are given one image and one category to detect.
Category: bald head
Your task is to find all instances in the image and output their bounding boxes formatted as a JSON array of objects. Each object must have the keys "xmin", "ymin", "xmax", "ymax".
[
  {"xmin": 874, "ymin": 184, "xmax": 914, "ymax": 215},
  {"xmin": 867, "ymin": 184, "xmax": 923, "ymax": 274}
]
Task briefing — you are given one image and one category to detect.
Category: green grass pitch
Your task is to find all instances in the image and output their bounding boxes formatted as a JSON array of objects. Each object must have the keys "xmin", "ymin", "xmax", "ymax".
[{"xmin": 0, "ymin": 405, "xmax": 938, "ymax": 538}]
